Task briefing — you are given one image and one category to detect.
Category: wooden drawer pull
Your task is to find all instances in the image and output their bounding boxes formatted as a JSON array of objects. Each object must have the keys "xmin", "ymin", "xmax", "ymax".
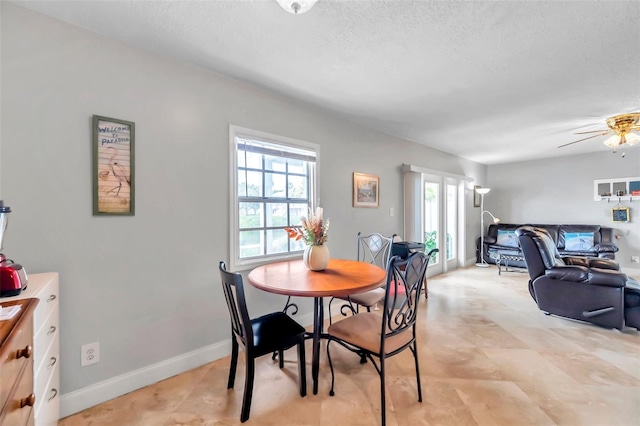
[
  {"xmin": 20, "ymin": 393, "xmax": 36, "ymax": 408},
  {"xmin": 47, "ymin": 294, "xmax": 57, "ymax": 302},
  {"xmin": 48, "ymin": 388, "xmax": 58, "ymax": 402},
  {"xmin": 47, "ymin": 356, "xmax": 57, "ymax": 369},
  {"xmin": 47, "ymin": 325, "xmax": 57, "ymax": 335},
  {"xmin": 17, "ymin": 345, "xmax": 32, "ymax": 359}
]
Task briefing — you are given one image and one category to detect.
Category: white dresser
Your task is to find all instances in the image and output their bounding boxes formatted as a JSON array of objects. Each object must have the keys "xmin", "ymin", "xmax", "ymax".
[{"xmin": 4, "ymin": 272, "xmax": 60, "ymax": 426}]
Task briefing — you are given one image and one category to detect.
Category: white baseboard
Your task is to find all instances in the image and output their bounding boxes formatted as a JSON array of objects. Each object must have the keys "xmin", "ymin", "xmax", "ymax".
[
  {"xmin": 464, "ymin": 257, "xmax": 477, "ymax": 267},
  {"xmin": 59, "ymin": 340, "xmax": 230, "ymax": 419},
  {"xmin": 60, "ymin": 308, "xmax": 317, "ymax": 419}
]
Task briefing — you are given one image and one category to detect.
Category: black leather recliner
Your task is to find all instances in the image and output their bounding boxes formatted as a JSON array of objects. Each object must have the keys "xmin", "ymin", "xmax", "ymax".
[{"xmin": 515, "ymin": 226, "xmax": 640, "ymax": 330}]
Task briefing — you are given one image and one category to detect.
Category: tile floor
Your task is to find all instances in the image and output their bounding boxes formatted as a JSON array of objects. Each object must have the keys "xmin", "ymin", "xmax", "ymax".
[{"xmin": 59, "ymin": 266, "xmax": 640, "ymax": 425}]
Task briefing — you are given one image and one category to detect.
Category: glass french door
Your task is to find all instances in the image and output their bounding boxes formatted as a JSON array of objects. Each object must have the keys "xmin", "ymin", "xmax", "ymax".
[
  {"xmin": 423, "ymin": 180, "xmax": 441, "ymax": 275},
  {"xmin": 423, "ymin": 176, "xmax": 460, "ymax": 276},
  {"xmin": 445, "ymin": 181, "xmax": 459, "ymax": 271}
]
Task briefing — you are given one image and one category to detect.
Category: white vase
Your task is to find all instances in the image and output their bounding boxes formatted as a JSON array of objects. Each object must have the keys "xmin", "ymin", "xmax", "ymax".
[{"xmin": 303, "ymin": 244, "xmax": 330, "ymax": 271}]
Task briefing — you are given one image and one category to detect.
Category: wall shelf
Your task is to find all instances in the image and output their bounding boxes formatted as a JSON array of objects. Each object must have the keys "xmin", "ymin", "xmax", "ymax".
[{"xmin": 594, "ymin": 177, "xmax": 640, "ymax": 202}]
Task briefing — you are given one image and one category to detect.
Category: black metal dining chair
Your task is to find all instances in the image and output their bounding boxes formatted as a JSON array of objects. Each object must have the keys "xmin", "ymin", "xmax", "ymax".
[
  {"xmin": 325, "ymin": 249, "xmax": 437, "ymax": 426},
  {"xmin": 219, "ymin": 261, "xmax": 307, "ymax": 422},
  {"xmin": 328, "ymin": 232, "xmax": 395, "ymax": 323}
]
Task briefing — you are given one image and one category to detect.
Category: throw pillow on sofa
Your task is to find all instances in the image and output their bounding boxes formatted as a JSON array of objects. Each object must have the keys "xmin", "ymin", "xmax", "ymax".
[
  {"xmin": 564, "ymin": 232, "xmax": 594, "ymax": 251},
  {"xmin": 496, "ymin": 229, "xmax": 519, "ymax": 247}
]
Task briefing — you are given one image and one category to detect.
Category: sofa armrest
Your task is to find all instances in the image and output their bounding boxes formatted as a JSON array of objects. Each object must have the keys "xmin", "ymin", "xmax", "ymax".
[
  {"xmin": 594, "ymin": 243, "xmax": 619, "ymax": 253},
  {"xmin": 546, "ymin": 265, "xmax": 589, "ymax": 281},
  {"xmin": 484, "ymin": 236, "xmax": 497, "ymax": 244},
  {"xmin": 588, "ymin": 268, "xmax": 627, "ymax": 287}
]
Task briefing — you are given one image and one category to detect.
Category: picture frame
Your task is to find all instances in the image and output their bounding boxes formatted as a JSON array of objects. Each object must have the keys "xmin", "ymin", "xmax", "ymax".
[
  {"xmin": 473, "ymin": 185, "xmax": 481, "ymax": 207},
  {"xmin": 611, "ymin": 207, "xmax": 630, "ymax": 223},
  {"xmin": 353, "ymin": 172, "xmax": 379, "ymax": 208},
  {"xmin": 92, "ymin": 115, "xmax": 135, "ymax": 216}
]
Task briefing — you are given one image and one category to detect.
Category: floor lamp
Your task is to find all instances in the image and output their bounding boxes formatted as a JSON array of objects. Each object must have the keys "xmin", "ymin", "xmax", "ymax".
[{"xmin": 475, "ymin": 187, "xmax": 492, "ymax": 267}]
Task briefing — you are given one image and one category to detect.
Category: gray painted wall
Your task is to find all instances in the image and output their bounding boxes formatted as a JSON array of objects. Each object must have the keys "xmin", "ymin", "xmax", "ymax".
[
  {"xmin": 1, "ymin": 3, "xmax": 485, "ymax": 396},
  {"xmin": 487, "ymin": 149, "xmax": 640, "ymax": 270}
]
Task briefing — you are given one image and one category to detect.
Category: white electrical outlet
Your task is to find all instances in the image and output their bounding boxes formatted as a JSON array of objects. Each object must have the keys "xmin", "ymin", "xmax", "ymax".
[
  {"xmin": 81, "ymin": 342, "xmax": 100, "ymax": 366},
  {"xmin": 632, "ymin": 256, "xmax": 640, "ymax": 264}
]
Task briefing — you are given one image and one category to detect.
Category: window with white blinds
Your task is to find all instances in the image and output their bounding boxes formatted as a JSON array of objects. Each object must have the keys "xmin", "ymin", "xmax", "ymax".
[{"xmin": 229, "ymin": 126, "xmax": 319, "ymax": 270}]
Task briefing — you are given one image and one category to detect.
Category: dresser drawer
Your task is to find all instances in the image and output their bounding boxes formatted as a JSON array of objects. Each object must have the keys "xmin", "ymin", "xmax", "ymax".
[
  {"xmin": 34, "ymin": 307, "xmax": 59, "ymax": 373},
  {"xmin": 32, "ymin": 278, "xmax": 59, "ymax": 334},
  {"xmin": 35, "ymin": 334, "xmax": 59, "ymax": 412},
  {"xmin": 0, "ymin": 312, "xmax": 35, "ymax": 411},
  {"xmin": 35, "ymin": 361, "xmax": 59, "ymax": 426},
  {"xmin": 0, "ymin": 358, "xmax": 35, "ymax": 426}
]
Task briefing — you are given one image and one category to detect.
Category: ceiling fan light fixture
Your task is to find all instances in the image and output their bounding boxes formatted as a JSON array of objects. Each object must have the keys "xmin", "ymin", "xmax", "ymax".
[
  {"xmin": 276, "ymin": 0, "xmax": 318, "ymax": 14},
  {"xmin": 606, "ymin": 113, "xmax": 640, "ymax": 132},
  {"xmin": 603, "ymin": 131, "xmax": 640, "ymax": 148},
  {"xmin": 560, "ymin": 112, "xmax": 640, "ymax": 150},
  {"xmin": 603, "ymin": 134, "xmax": 622, "ymax": 148},
  {"xmin": 626, "ymin": 132, "xmax": 640, "ymax": 146}
]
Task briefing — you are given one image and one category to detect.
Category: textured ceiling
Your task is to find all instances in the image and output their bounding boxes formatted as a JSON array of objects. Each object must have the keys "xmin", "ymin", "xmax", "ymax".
[{"xmin": 11, "ymin": 0, "xmax": 640, "ymax": 165}]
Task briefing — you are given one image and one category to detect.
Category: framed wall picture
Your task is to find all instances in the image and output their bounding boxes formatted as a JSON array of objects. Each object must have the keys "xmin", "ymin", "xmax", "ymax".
[
  {"xmin": 474, "ymin": 185, "xmax": 481, "ymax": 207},
  {"xmin": 611, "ymin": 207, "xmax": 630, "ymax": 222},
  {"xmin": 353, "ymin": 172, "xmax": 379, "ymax": 208},
  {"xmin": 92, "ymin": 115, "xmax": 135, "ymax": 215}
]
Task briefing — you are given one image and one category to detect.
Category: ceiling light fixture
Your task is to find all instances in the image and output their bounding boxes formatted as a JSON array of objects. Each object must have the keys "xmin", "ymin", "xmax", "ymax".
[
  {"xmin": 276, "ymin": 0, "xmax": 318, "ymax": 14},
  {"xmin": 603, "ymin": 131, "xmax": 640, "ymax": 149},
  {"xmin": 559, "ymin": 112, "xmax": 640, "ymax": 153},
  {"xmin": 602, "ymin": 113, "xmax": 640, "ymax": 152}
]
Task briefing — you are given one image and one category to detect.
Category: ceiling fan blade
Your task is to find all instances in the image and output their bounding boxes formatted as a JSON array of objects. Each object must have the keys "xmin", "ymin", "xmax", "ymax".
[
  {"xmin": 558, "ymin": 132, "xmax": 611, "ymax": 148},
  {"xmin": 574, "ymin": 129, "xmax": 609, "ymax": 135}
]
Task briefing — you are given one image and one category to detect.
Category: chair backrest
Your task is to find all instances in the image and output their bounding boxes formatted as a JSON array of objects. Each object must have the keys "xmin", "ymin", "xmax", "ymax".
[
  {"xmin": 219, "ymin": 261, "xmax": 253, "ymax": 349},
  {"xmin": 357, "ymin": 232, "xmax": 396, "ymax": 268},
  {"xmin": 515, "ymin": 226, "xmax": 563, "ymax": 280},
  {"xmin": 380, "ymin": 249, "xmax": 437, "ymax": 351}
]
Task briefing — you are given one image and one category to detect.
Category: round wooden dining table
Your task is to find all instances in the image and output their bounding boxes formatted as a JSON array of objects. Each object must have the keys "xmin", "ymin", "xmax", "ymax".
[{"xmin": 248, "ymin": 258, "xmax": 386, "ymax": 395}]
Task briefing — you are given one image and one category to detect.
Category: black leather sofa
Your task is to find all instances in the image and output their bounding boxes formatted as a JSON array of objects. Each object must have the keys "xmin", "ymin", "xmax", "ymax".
[
  {"xmin": 516, "ymin": 226, "xmax": 640, "ymax": 330},
  {"xmin": 479, "ymin": 224, "xmax": 619, "ymax": 267}
]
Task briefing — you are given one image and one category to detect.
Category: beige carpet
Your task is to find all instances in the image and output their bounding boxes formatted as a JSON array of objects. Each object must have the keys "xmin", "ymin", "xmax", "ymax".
[{"xmin": 59, "ymin": 266, "xmax": 640, "ymax": 425}]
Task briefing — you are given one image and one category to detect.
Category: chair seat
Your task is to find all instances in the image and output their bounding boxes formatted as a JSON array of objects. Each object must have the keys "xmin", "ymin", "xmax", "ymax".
[
  {"xmin": 337, "ymin": 287, "xmax": 385, "ymax": 307},
  {"xmin": 251, "ymin": 312, "xmax": 306, "ymax": 355},
  {"xmin": 328, "ymin": 312, "xmax": 413, "ymax": 354}
]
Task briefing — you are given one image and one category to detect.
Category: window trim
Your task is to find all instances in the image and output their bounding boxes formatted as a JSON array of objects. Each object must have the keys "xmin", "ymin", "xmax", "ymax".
[{"xmin": 229, "ymin": 125, "xmax": 320, "ymax": 271}]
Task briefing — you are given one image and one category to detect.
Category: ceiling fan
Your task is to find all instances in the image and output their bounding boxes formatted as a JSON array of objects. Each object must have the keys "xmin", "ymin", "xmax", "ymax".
[{"xmin": 558, "ymin": 112, "xmax": 640, "ymax": 152}]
